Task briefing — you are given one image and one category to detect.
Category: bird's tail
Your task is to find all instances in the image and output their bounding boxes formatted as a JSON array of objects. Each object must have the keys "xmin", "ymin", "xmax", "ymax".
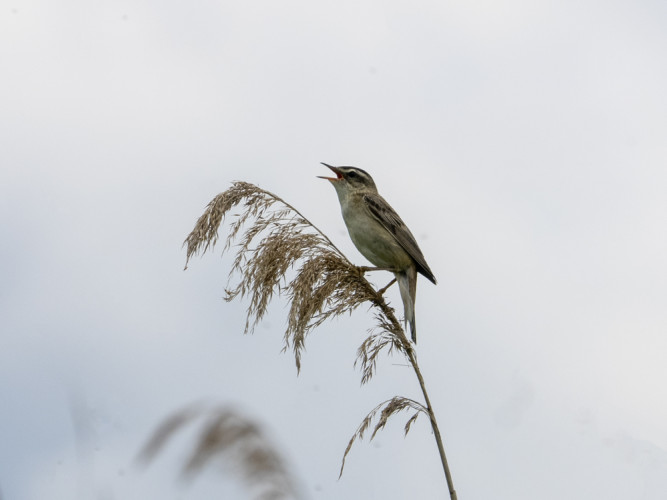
[{"xmin": 396, "ymin": 267, "xmax": 418, "ymax": 343}]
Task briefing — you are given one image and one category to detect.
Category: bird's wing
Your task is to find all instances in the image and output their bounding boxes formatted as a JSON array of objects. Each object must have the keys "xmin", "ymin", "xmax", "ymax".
[{"xmin": 363, "ymin": 193, "xmax": 437, "ymax": 284}]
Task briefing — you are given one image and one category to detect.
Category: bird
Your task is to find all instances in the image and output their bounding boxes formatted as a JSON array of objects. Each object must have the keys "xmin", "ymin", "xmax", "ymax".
[{"xmin": 318, "ymin": 162, "xmax": 436, "ymax": 342}]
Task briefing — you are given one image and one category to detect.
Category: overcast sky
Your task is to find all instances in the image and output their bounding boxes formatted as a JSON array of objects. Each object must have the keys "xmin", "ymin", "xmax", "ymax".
[{"xmin": 2, "ymin": 1, "xmax": 667, "ymax": 499}]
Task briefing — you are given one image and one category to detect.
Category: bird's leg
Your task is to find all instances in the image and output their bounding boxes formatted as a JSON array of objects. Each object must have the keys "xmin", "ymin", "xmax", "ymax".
[
  {"xmin": 355, "ymin": 266, "xmax": 398, "ymax": 293},
  {"xmin": 377, "ymin": 278, "xmax": 397, "ymax": 295}
]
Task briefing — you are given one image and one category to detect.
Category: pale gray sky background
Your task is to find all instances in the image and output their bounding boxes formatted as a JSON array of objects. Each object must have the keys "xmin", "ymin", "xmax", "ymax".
[{"xmin": 2, "ymin": 1, "xmax": 667, "ymax": 499}]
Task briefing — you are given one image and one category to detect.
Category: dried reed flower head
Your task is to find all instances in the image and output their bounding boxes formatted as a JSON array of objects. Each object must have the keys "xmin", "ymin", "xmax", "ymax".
[
  {"xmin": 183, "ymin": 182, "xmax": 410, "ymax": 373},
  {"xmin": 137, "ymin": 404, "xmax": 303, "ymax": 500},
  {"xmin": 339, "ymin": 396, "xmax": 427, "ymax": 477}
]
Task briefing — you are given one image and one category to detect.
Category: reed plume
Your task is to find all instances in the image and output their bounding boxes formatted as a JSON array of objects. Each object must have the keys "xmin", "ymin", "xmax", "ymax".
[
  {"xmin": 183, "ymin": 182, "xmax": 458, "ymax": 499},
  {"xmin": 138, "ymin": 404, "xmax": 304, "ymax": 500}
]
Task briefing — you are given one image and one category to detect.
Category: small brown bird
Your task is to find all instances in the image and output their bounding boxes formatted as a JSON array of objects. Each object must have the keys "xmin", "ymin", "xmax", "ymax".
[{"xmin": 319, "ymin": 163, "xmax": 436, "ymax": 342}]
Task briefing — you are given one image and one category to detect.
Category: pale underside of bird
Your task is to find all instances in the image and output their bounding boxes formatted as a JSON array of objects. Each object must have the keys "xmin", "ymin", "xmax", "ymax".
[{"xmin": 318, "ymin": 162, "xmax": 436, "ymax": 342}]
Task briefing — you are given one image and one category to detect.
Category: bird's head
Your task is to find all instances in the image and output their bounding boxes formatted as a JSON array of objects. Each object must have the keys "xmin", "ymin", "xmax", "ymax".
[{"xmin": 318, "ymin": 163, "xmax": 378, "ymax": 196}]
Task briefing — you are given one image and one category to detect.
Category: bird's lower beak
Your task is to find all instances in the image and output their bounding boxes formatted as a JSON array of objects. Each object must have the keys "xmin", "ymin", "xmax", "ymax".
[{"xmin": 317, "ymin": 162, "xmax": 343, "ymax": 182}]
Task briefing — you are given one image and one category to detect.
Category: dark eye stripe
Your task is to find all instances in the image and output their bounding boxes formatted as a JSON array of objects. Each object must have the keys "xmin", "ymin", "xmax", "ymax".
[{"xmin": 343, "ymin": 168, "xmax": 369, "ymax": 180}]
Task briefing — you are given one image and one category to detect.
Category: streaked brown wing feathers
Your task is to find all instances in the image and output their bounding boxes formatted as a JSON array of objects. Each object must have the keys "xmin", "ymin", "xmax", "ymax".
[{"xmin": 363, "ymin": 194, "xmax": 436, "ymax": 284}]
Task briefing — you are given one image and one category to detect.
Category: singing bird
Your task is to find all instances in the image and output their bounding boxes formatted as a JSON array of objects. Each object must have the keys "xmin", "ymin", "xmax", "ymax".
[{"xmin": 319, "ymin": 163, "xmax": 436, "ymax": 342}]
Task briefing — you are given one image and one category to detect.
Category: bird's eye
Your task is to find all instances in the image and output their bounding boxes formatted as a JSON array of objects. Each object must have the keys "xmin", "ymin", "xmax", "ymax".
[{"xmin": 348, "ymin": 171, "xmax": 358, "ymax": 179}]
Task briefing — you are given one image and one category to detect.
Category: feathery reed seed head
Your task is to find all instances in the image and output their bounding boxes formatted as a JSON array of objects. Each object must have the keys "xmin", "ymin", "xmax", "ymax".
[
  {"xmin": 138, "ymin": 405, "xmax": 302, "ymax": 500},
  {"xmin": 183, "ymin": 182, "xmax": 409, "ymax": 373}
]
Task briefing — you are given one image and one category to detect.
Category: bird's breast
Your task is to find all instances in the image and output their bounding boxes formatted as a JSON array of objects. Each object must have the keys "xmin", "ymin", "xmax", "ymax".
[{"xmin": 342, "ymin": 206, "xmax": 413, "ymax": 271}]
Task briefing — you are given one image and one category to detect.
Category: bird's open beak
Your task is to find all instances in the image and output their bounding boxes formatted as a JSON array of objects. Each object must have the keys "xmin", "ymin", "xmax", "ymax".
[{"xmin": 317, "ymin": 162, "xmax": 343, "ymax": 182}]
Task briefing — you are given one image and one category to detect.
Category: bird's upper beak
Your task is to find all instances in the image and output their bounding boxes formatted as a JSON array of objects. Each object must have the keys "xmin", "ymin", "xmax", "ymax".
[{"xmin": 318, "ymin": 162, "xmax": 343, "ymax": 182}]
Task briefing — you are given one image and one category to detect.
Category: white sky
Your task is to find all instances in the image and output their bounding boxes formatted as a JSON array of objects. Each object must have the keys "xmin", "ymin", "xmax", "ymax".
[{"xmin": 2, "ymin": 1, "xmax": 667, "ymax": 499}]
